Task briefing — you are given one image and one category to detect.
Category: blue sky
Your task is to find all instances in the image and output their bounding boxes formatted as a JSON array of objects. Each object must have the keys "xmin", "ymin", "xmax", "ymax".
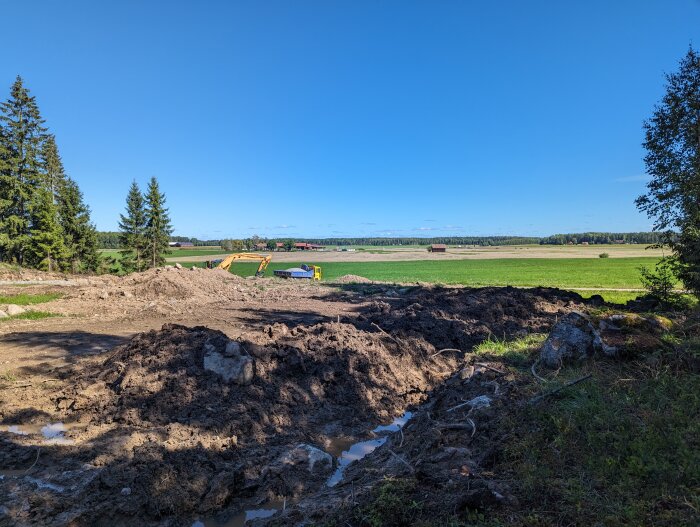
[{"xmin": 2, "ymin": 1, "xmax": 699, "ymax": 239}]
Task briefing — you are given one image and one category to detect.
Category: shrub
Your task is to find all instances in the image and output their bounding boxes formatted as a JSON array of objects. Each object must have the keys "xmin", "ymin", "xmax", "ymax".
[
  {"xmin": 639, "ymin": 258, "xmax": 683, "ymax": 306},
  {"xmin": 599, "ymin": 252, "xmax": 610, "ymax": 258}
]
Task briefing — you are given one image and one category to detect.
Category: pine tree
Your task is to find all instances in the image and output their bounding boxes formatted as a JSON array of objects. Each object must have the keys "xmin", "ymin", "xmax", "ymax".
[
  {"xmin": 144, "ymin": 177, "xmax": 172, "ymax": 268},
  {"xmin": 57, "ymin": 177, "xmax": 100, "ymax": 273},
  {"xmin": 27, "ymin": 187, "xmax": 65, "ymax": 271},
  {"xmin": 0, "ymin": 76, "xmax": 48, "ymax": 264},
  {"xmin": 119, "ymin": 180, "xmax": 147, "ymax": 273}
]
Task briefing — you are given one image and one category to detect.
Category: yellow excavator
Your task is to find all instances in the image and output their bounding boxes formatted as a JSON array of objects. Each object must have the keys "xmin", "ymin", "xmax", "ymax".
[{"xmin": 207, "ymin": 253, "xmax": 272, "ymax": 277}]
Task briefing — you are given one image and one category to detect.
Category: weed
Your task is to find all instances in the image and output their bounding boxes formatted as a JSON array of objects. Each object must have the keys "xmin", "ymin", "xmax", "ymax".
[
  {"xmin": 0, "ymin": 311, "xmax": 58, "ymax": 322},
  {"xmin": 0, "ymin": 292, "xmax": 62, "ymax": 305}
]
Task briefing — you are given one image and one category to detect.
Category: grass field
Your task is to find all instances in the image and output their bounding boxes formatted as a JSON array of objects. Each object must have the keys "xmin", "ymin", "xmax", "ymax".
[{"xmin": 202, "ymin": 257, "xmax": 660, "ymax": 289}]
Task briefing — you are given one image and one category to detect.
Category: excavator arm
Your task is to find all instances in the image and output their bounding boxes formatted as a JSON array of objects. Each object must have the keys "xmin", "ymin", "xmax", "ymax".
[{"xmin": 215, "ymin": 253, "xmax": 271, "ymax": 277}]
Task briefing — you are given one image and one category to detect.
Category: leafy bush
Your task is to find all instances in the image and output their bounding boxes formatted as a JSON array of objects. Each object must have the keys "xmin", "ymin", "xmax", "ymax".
[{"xmin": 599, "ymin": 252, "xmax": 610, "ymax": 258}]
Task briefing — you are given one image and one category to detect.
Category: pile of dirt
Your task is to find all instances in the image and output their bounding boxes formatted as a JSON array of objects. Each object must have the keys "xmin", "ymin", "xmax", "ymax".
[
  {"xmin": 3, "ymin": 320, "xmax": 459, "ymax": 525},
  {"xmin": 0, "ymin": 285, "xmax": 591, "ymax": 526},
  {"xmin": 333, "ymin": 274, "xmax": 373, "ymax": 284},
  {"xmin": 0, "ymin": 263, "xmax": 68, "ymax": 281},
  {"xmin": 359, "ymin": 286, "xmax": 585, "ymax": 351},
  {"xmin": 90, "ymin": 267, "xmax": 246, "ymax": 301}
]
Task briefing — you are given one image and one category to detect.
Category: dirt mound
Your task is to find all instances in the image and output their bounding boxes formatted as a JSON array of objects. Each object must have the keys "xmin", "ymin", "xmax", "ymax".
[
  {"xmin": 23, "ymin": 320, "xmax": 459, "ymax": 525},
  {"xmin": 0, "ymin": 285, "xmax": 591, "ymax": 526},
  {"xmin": 333, "ymin": 274, "xmax": 373, "ymax": 284},
  {"xmin": 119, "ymin": 267, "xmax": 246, "ymax": 301},
  {"xmin": 360, "ymin": 286, "xmax": 584, "ymax": 351},
  {"xmin": 0, "ymin": 263, "xmax": 68, "ymax": 281}
]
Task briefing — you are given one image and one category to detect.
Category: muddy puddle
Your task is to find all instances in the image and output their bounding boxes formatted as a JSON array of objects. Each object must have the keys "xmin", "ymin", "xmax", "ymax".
[
  {"xmin": 193, "ymin": 499, "xmax": 286, "ymax": 527},
  {"xmin": 327, "ymin": 411, "xmax": 413, "ymax": 487},
  {"xmin": 1, "ymin": 421, "xmax": 76, "ymax": 445},
  {"xmin": 195, "ymin": 412, "xmax": 414, "ymax": 526}
]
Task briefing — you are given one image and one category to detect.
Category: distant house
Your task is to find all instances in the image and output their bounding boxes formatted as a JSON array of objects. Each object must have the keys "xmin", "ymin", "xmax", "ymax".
[
  {"xmin": 429, "ymin": 244, "xmax": 447, "ymax": 253},
  {"xmin": 580, "ymin": 241, "xmax": 590, "ymax": 246},
  {"xmin": 171, "ymin": 242, "xmax": 194, "ymax": 248},
  {"xmin": 254, "ymin": 242, "xmax": 267, "ymax": 251},
  {"xmin": 276, "ymin": 242, "xmax": 285, "ymax": 250},
  {"xmin": 294, "ymin": 243, "xmax": 325, "ymax": 251}
]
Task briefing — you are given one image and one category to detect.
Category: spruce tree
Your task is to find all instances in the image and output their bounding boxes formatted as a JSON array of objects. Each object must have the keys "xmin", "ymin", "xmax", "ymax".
[
  {"xmin": 28, "ymin": 187, "xmax": 65, "ymax": 271},
  {"xmin": 144, "ymin": 177, "xmax": 172, "ymax": 268},
  {"xmin": 57, "ymin": 177, "xmax": 100, "ymax": 273},
  {"xmin": 119, "ymin": 180, "xmax": 147, "ymax": 273},
  {"xmin": 41, "ymin": 135, "xmax": 65, "ymax": 199},
  {"xmin": 0, "ymin": 76, "xmax": 48, "ymax": 264}
]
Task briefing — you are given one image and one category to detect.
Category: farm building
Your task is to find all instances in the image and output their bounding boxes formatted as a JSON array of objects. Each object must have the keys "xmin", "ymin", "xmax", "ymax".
[
  {"xmin": 294, "ymin": 243, "xmax": 325, "ymax": 250},
  {"xmin": 429, "ymin": 244, "xmax": 447, "ymax": 252},
  {"xmin": 276, "ymin": 242, "xmax": 285, "ymax": 250},
  {"xmin": 254, "ymin": 242, "xmax": 267, "ymax": 250},
  {"xmin": 169, "ymin": 242, "xmax": 194, "ymax": 248}
]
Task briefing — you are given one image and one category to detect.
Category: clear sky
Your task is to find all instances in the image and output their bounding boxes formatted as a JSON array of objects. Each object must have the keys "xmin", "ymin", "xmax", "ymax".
[{"xmin": 2, "ymin": 1, "xmax": 700, "ymax": 240}]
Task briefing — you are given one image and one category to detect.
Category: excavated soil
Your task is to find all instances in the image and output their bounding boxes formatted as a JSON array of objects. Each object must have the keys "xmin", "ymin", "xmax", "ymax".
[{"xmin": 0, "ymin": 270, "xmax": 591, "ymax": 526}]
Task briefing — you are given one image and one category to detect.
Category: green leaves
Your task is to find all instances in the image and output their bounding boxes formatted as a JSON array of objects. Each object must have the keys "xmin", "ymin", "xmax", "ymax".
[{"xmin": 637, "ymin": 48, "xmax": 700, "ymax": 295}]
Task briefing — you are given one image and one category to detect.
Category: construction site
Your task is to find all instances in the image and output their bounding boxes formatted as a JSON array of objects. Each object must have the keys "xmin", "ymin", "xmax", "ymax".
[{"xmin": 1, "ymin": 262, "xmax": 693, "ymax": 527}]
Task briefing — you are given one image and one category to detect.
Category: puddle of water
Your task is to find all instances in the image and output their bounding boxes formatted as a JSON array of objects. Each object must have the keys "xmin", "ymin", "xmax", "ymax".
[
  {"xmin": 194, "ymin": 499, "xmax": 286, "ymax": 527},
  {"xmin": 326, "ymin": 411, "xmax": 414, "ymax": 487},
  {"xmin": 326, "ymin": 438, "xmax": 387, "ymax": 487},
  {"xmin": 1, "ymin": 422, "xmax": 75, "ymax": 445},
  {"xmin": 372, "ymin": 411, "xmax": 413, "ymax": 433}
]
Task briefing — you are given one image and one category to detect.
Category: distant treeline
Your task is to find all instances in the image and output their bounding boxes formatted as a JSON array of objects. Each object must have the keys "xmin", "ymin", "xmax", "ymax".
[
  {"xmin": 97, "ymin": 232, "xmax": 220, "ymax": 249},
  {"xmin": 299, "ymin": 236, "xmax": 541, "ymax": 246},
  {"xmin": 539, "ymin": 232, "xmax": 666, "ymax": 245},
  {"xmin": 97, "ymin": 232, "xmax": 666, "ymax": 249}
]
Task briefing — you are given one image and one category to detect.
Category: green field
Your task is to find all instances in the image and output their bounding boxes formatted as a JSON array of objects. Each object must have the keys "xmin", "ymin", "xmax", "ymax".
[{"xmin": 180, "ymin": 257, "xmax": 662, "ymax": 292}]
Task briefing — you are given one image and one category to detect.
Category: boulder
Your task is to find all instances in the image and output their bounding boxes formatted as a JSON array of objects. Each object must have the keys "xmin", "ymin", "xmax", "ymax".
[
  {"xmin": 5, "ymin": 304, "xmax": 25, "ymax": 316},
  {"xmin": 540, "ymin": 311, "xmax": 614, "ymax": 368},
  {"xmin": 203, "ymin": 338, "xmax": 254, "ymax": 385},
  {"xmin": 174, "ymin": 263, "xmax": 183, "ymax": 270},
  {"xmin": 279, "ymin": 444, "xmax": 333, "ymax": 473}
]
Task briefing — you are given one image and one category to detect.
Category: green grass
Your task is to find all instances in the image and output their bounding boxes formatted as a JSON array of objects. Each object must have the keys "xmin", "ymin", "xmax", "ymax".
[
  {"xmin": 0, "ymin": 310, "xmax": 58, "ymax": 322},
  {"xmin": 0, "ymin": 292, "xmax": 62, "ymax": 305},
  {"xmin": 329, "ymin": 330, "xmax": 699, "ymax": 527},
  {"xmin": 180, "ymin": 257, "xmax": 663, "ymax": 290},
  {"xmin": 572, "ymin": 289, "xmax": 643, "ymax": 304}
]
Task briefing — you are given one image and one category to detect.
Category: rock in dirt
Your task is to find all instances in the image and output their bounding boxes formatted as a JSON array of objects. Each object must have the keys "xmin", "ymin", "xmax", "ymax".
[
  {"xmin": 280, "ymin": 444, "xmax": 333, "ymax": 473},
  {"xmin": 5, "ymin": 304, "xmax": 25, "ymax": 316},
  {"xmin": 467, "ymin": 395, "xmax": 492, "ymax": 410},
  {"xmin": 203, "ymin": 338, "xmax": 254, "ymax": 385},
  {"xmin": 0, "ymin": 310, "xmax": 8, "ymax": 318},
  {"xmin": 175, "ymin": 262, "xmax": 183, "ymax": 269},
  {"xmin": 540, "ymin": 311, "xmax": 614, "ymax": 367}
]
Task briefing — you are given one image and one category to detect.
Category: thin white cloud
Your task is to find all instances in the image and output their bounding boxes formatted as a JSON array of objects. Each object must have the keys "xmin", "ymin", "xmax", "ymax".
[
  {"xmin": 274, "ymin": 224, "xmax": 295, "ymax": 229},
  {"xmin": 414, "ymin": 227, "xmax": 435, "ymax": 231}
]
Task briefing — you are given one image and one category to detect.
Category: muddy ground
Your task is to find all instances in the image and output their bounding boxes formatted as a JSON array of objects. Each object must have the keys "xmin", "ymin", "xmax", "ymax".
[{"xmin": 0, "ymin": 267, "xmax": 592, "ymax": 526}]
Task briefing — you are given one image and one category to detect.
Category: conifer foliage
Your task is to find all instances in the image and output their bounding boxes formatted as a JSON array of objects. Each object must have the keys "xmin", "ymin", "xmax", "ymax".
[
  {"xmin": 118, "ymin": 181, "xmax": 147, "ymax": 273},
  {"xmin": 119, "ymin": 177, "xmax": 172, "ymax": 271},
  {"xmin": 145, "ymin": 177, "xmax": 172, "ymax": 268},
  {"xmin": 0, "ymin": 76, "xmax": 99, "ymax": 272}
]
